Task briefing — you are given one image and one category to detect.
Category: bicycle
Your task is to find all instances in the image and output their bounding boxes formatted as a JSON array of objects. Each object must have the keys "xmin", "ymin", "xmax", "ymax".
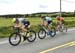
[
  {"xmin": 9, "ymin": 26, "xmax": 36, "ymax": 46},
  {"xmin": 38, "ymin": 25, "xmax": 56, "ymax": 39},
  {"xmin": 57, "ymin": 24, "xmax": 67, "ymax": 32}
]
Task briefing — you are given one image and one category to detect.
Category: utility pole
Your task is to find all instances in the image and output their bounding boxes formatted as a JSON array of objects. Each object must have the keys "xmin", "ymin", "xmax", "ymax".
[{"xmin": 60, "ymin": 0, "xmax": 62, "ymax": 17}]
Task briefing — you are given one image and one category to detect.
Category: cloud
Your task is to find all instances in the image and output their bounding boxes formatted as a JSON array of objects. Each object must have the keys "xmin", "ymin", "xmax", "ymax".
[
  {"xmin": 0, "ymin": 0, "xmax": 75, "ymax": 15},
  {"xmin": 0, "ymin": 0, "xmax": 16, "ymax": 4}
]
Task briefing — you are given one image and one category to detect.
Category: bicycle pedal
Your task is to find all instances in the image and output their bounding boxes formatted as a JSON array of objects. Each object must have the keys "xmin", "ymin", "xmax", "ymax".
[
  {"xmin": 47, "ymin": 31, "xmax": 52, "ymax": 35},
  {"xmin": 47, "ymin": 33, "xmax": 50, "ymax": 35},
  {"xmin": 26, "ymin": 32, "xmax": 30, "ymax": 37},
  {"xmin": 23, "ymin": 36, "xmax": 27, "ymax": 41}
]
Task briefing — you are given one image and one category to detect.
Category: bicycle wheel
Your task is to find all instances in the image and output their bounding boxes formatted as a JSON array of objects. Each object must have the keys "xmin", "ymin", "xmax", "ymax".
[
  {"xmin": 38, "ymin": 29, "xmax": 46, "ymax": 39},
  {"xmin": 59, "ymin": 25, "xmax": 63, "ymax": 32},
  {"xmin": 63, "ymin": 26, "xmax": 67, "ymax": 32},
  {"xmin": 65, "ymin": 27, "xmax": 67, "ymax": 32},
  {"xmin": 26, "ymin": 30, "xmax": 36, "ymax": 42},
  {"xmin": 50, "ymin": 28, "xmax": 56, "ymax": 37},
  {"xmin": 9, "ymin": 33, "xmax": 21, "ymax": 46}
]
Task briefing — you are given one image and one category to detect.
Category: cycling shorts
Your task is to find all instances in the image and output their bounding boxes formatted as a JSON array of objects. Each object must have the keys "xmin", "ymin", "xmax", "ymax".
[{"xmin": 47, "ymin": 21, "xmax": 52, "ymax": 26}]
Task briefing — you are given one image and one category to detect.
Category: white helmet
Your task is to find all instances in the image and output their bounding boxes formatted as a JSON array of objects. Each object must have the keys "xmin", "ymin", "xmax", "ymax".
[{"xmin": 56, "ymin": 16, "xmax": 60, "ymax": 18}]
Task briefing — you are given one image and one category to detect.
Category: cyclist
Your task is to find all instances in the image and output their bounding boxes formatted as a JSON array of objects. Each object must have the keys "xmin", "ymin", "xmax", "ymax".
[
  {"xmin": 56, "ymin": 16, "xmax": 64, "ymax": 31},
  {"xmin": 12, "ymin": 16, "xmax": 30, "ymax": 38},
  {"xmin": 41, "ymin": 16, "xmax": 53, "ymax": 35}
]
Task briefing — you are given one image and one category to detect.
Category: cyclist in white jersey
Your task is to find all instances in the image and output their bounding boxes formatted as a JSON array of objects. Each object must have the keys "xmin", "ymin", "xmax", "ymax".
[{"xmin": 41, "ymin": 16, "xmax": 53, "ymax": 34}]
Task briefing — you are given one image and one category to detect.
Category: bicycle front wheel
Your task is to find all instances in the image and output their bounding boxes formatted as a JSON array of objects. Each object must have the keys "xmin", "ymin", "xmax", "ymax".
[
  {"xmin": 9, "ymin": 33, "xmax": 21, "ymax": 46},
  {"xmin": 38, "ymin": 29, "xmax": 46, "ymax": 39}
]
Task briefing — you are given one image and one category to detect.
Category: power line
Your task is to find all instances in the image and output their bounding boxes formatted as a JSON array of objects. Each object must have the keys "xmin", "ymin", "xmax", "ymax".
[
  {"xmin": 59, "ymin": 0, "xmax": 75, "ymax": 17},
  {"xmin": 63, "ymin": 0, "xmax": 75, "ymax": 3}
]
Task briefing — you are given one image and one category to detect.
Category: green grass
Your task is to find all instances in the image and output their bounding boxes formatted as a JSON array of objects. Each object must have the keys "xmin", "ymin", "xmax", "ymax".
[
  {"xmin": 29, "ymin": 17, "xmax": 42, "ymax": 25},
  {"xmin": 0, "ymin": 17, "xmax": 75, "ymax": 27},
  {"xmin": 0, "ymin": 17, "xmax": 75, "ymax": 38},
  {"xmin": 0, "ymin": 18, "xmax": 13, "ymax": 28}
]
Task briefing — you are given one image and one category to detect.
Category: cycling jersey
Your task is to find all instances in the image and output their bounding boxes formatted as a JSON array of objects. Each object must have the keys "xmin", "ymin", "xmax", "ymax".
[
  {"xmin": 12, "ymin": 18, "xmax": 30, "ymax": 28},
  {"xmin": 44, "ymin": 17, "xmax": 52, "ymax": 21},
  {"xmin": 56, "ymin": 17, "xmax": 64, "ymax": 24},
  {"xmin": 18, "ymin": 18, "xmax": 30, "ymax": 28},
  {"xmin": 44, "ymin": 17, "xmax": 52, "ymax": 26},
  {"xmin": 57, "ymin": 17, "xmax": 64, "ymax": 21},
  {"xmin": 18, "ymin": 18, "xmax": 25, "ymax": 24},
  {"xmin": 22, "ymin": 20, "xmax": 30, "ymax": 28}
]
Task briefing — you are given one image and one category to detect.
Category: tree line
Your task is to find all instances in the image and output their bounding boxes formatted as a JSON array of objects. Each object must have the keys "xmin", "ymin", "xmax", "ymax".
[{"xmin": 0, "ymin": 12, "xmax": 75, "ymax": 18}]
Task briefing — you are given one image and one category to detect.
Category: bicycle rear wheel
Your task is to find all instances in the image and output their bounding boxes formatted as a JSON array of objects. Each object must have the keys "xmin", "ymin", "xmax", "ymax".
[
  {"xmin": 26, "ymin": 30, "xmax": 36, "ymax": 42},
  {"xmin": 9, "ymin": 33, "xmax": 21, "ymax": 46},
  {"xmin": 50, "ymin": 28, "xmax": 56, "ymax": 37},
  {"xmin": 59, "ymin": 25, "xmax": 64, "ymax": 32},
  {"xmin": 63, "ymin": 26, "xmax": 67, "ymax": 32}
]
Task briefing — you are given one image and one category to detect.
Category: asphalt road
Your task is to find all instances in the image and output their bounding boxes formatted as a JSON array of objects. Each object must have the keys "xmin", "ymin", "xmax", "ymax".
[{"xmin": 0, "ymin": 28, "xmax": 75, "ymax": 53}]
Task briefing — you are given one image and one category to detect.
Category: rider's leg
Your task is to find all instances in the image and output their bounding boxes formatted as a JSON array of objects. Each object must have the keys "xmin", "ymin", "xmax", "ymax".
[
  {"xmin": 48, "ymin": 21, "xmax": 52, "ymax": 30},
  {"xmin": 44, "ymin": 21, "xmax": 48, "ymax": 27},
  {"xmin": 62, "ymin": 21, "xmax": 64, "ymax": 29},
  {"xmin": 57, "ymin": 25, "xmax": 60, "ymax": 31},
  {"xmin": 48, "ymin": 24, "xmax": 51, "ymax": 31},
  {"xmin": 21, "ymin": 25, "xmax": 30, "ymax": 41},
  {"xmin": 56, "ymin": 21, "xmax": 61, "ymax": 31},
  {"xmin": 47, "ymin": 21, "xmax": 52, "ymax": 35},
  {"xmin": 42, "ymin": 21, "xmax": 48, "ymax": 32},
  {"xmin": 21, "ymin": 25, "xmax": 28, "ymax": 32},
  {"xmin": 59, "ymin": 21, "xmax": 64, "ymax": 30},
  {"xmin": 58, "ymin": 21, "xmax": 64, "ymax": 32}
]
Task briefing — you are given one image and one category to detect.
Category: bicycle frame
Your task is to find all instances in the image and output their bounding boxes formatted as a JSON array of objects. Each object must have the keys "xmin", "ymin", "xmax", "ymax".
[
  {"xmin": 38, "ymin": 24, "xmax": 56, "ymax": 39},
  {"xmin": 39, "ymin": 25, "xmax": 48, "ymax": 33},
  {"xmin": 57, "ymin": 24, "xmax": 64, "ymax": 32},
  {"xmin": 13, "ymin": 27, "xmax": 27, "ymax": 37}
]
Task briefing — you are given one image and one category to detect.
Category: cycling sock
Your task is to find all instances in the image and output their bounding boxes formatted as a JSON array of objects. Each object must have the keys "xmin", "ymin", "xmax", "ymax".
[
  {"xmin": 26, "ymin": 32, "xmax": 30, "ymax": 37},
  {"xmin": 23, "ymin": 36, "xmax": 27, "ymax": 41}
]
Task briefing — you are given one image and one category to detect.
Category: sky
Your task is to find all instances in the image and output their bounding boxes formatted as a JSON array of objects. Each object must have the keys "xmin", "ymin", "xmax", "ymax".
[{"xmin": 0, "ymin": 0, "xmax": 75, "ymax": 15}]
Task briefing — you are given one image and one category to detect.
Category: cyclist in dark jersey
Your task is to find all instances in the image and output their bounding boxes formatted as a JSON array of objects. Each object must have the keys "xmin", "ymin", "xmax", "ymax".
[
  {"xmin": 12, "ymin": 17, "xmax": 30, "ymax": 37},
  {"xmin": 22, "ymin": 19, "xmax": 30, "ymax": 29}
]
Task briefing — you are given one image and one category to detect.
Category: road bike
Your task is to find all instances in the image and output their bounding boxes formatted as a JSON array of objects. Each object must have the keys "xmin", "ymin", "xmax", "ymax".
[
  {"xmin": 38, "ymin": 25, "xmax": 56, "ymax": 39},
  {"xmin": 9, "ymin": 26, "xmax": 36, "ymax": 46},
  {"xmin": 57, "ymin": 24, "xmax": 67, "ymax": 32}
]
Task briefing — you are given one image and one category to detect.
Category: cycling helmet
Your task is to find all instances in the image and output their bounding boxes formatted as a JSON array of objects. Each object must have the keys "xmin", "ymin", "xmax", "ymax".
[
  {"xmin": 12, "ymin": 18, "xmax": 19, "ymax": 23},
  {"xmin": 56, "ymin": 16, "xmax": 60, "ymax": 18},
  {"xmin": 12, "ymin": 18, "xmax": 16, "ymax": 23}
]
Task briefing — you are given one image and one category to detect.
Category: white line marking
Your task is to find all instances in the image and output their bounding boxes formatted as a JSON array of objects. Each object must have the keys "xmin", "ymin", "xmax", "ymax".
[{"xmin": 0, "ymin": 40, "xmax": 8, "ymax": 44}]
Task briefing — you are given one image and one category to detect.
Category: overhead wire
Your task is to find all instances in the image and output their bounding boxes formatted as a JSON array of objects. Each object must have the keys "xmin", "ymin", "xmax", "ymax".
[{"xmin": 62, "ymin": 0, "xmax": 75, "ymax": 3}]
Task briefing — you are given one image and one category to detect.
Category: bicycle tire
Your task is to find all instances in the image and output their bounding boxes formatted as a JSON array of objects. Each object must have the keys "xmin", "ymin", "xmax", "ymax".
[
  {"xmin": 64, "ymin": 27, "xmax": 67, "ymax": 32},
  {"xmin": 26, "ymin": 30, "xmax": 36, "ymax": 42},
  {"xmin": 9, "ymin": 33, "xmax": 21, "ymax": 46},
  {"xmin": 50, "ymin": 28, "xmax": 56, "ymax": 37},
  {"xmin": 38, "ymin": 29, "xmax": 46, "ymax": 39},
  {"xmin": 59, "ymin": 25, "xmax": 63, "ymax": 32}
]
